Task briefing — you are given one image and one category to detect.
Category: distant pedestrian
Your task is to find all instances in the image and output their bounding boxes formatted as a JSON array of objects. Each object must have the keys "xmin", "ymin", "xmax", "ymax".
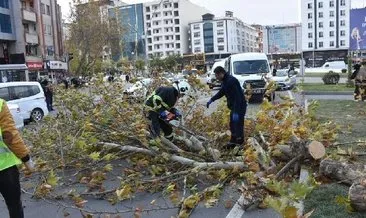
[
  {"xmin": 126, "ymin": 74, "xmax": 130, "ymax": 83},
  {"xmin": 41, "ymin": 79, "xmax": 54, "ymax": 111}
]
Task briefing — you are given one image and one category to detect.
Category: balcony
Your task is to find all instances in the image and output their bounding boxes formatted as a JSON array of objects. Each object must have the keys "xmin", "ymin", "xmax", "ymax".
[
  {"xmin": 23, "ymin": 9, "xmax": 37, "ymax": 22},
  {"xmin": 26, "ymin": 33, "xmax": 38, "ymax": 44}
]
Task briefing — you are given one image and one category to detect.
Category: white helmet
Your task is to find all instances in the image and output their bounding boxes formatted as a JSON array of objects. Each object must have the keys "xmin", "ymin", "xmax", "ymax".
[{"xmin": 173, "ymin": 80, "xmax": 190, "ymax": 96}]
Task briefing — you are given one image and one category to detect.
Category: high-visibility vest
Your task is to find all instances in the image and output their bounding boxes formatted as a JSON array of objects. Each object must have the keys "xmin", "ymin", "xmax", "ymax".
[
  {"xmin": 145, "ymin": 91, "xmax": 170, "ymax": 112},
  {"xmin": 0, "ymin": 99, "xmax": 21, "ymax": 171}
]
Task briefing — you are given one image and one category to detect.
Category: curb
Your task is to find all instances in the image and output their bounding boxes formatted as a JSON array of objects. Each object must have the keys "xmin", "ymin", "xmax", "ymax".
[{"xmin": 302, "ymin": 91, "xmax": 353, "ymax": 95}]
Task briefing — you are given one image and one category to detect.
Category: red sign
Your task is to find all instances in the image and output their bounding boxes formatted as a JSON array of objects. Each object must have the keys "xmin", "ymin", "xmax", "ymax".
[{"xmin": 26, "ymin": 62, "xmax": 43, "ymax": 70}]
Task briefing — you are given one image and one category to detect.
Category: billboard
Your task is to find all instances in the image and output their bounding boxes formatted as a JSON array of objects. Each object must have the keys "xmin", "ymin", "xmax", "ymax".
[
  {"xmin": 350, "ymin": 8, "xmax": 366, "ymax": 51},
  {"xmin": 267, "ymin": 26, "xmax": 298, "ymax": 54}
]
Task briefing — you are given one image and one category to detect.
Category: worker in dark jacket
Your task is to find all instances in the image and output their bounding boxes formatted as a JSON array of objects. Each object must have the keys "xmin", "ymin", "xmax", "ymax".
[
  {"xmin": 206, "ymin": 66, "xmax": 247, "ymax": 149},
  {"xmin": 145, "ymin": 83, "xmax": 184, "ymax": 141}
]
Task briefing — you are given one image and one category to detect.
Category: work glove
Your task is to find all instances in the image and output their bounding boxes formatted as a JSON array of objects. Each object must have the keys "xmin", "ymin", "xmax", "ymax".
[
  {"xmin": 159, "ymin": 111, "xmax": 168, "ymax": 120},
  {"xmin": 24, "ymin": 158, "xmax": 35, "ymax": 172},
  {"xmin": 232, "ymin": 113, "xmax": 239, "ymax": 123},
  {"xmin": 206, "ymin": 100, "xmax": 213, "ymax": 108}
]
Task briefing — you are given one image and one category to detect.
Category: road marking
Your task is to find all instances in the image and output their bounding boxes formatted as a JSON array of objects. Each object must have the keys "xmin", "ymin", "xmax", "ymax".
[
  {"xmin": 287, "ymin": 90, "xmax": 294, "ymax": 100},
  {"xmin": 226, "ymin": 195, "xmax": 247, "ymax": 218}
]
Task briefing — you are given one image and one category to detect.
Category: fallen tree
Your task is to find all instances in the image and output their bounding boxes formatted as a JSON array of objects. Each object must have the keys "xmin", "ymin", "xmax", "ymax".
[{"xmin": 21, "ymin": 75, "xmax": 342, "ymax": 217}]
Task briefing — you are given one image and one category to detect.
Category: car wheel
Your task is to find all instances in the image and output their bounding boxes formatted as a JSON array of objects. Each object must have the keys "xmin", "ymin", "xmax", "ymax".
[{"xmin": 31, "ymin": 109, "xmax": 44, "ymax": 122}]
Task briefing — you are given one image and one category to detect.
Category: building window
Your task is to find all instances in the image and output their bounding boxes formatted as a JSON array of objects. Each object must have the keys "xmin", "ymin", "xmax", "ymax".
[
  {"xmin": 329, "ymin": 31, "xmax": 334, "ymax": 37},
  {"xmin": 217, "ymin": 21, "xmax": 224, "ymax": 27},
  {"xmin": 24, "ymin": 23, "xmax": 29, "ymax": 33},
  {"xmin": 176, "ymin": 43, "xmax": 180, "ymax": 49},
  {"xmin": 217, "ymin": 29, "xmax": 224, "ymax": 35},
  {"xmin": 330, "ymin": 21, "xmax": 334, "ymax": 27},
  {"xmin": 308, "ymin": 13, "xmax": 312, "ymax": 19},
  {"xmin": 330, "ymin": 1, "xmax": 334, "ymax": 7},
  {"xmin": 194, "ymin": 47, "xmax": 201, "ymax": 53},
  {"xmin": 330, "ymin": 41, "xmax": 335, "ymax": 47},
  {"xmin": 175, "ymin": 35, "xmax": 180, "ymax": 40},
  {"xmin": 319, "ymin": 22, "xmax": 323, "ymax": 28},
  {"xmin": 194, "ymin": 39, "xmax": 200, "ymax": 45},
  {"xmin": 340, "ymin": 20, "xmax": 345, "ymax": 26},
  {"xmin": 0, "ymin": 0, "xmax": 9, "ymax": 9},
  {"xmin": 218, "ymin": 45, "xmax": 224, "ymax": 51},
  {"xmin": 341, "ymin": 0, "xmax": 345, "ymax": 6},
  {"xmin": 174, "ymin": 19, "xmax": 179, "ymax": 25},
  {"xmin": 319, "ymin": 12, "xmax": 323, "ymax": 18},
  {"xmin": 194, "ymin": 32, "xmax": 200, "ymax": 37},
  {"xmin": 308, "ymin": 42, "xmax": 313, "ymax": 48},
  {"xmin": 174, "ymin": 3, "xmax": 178, "ymax": 8},
  {"xmin": 308, "ymin": 23, "xmax": 313, "ymax": 29},
  {"xmin": 308, "ymin": 3, "xmax": 312, "ymax": 9},
  {"xmin": 319, "ymin": 32, "xmax": 323, "ymax": 38},
  {"xmin": 146, "ymin": 15, "xmax": 150, "ymax": 20},
  {"xmin": 40, "ymin": 3, "xmax": 45, "ymax": 14},
  {"xmin": 175, "ymin": 27, "xmax": 180, "ymax": 33},
  {"xmin": 341, "ymin": 10, "xmax": 346, "ymax": 16},
  {"xmin": 330, "ymin": 11, "xmax": 334, "ymax": 17},
  {"xmin": 193, "ymin": 24, "xmax": 200, "ymax": 30},
  {"xmin": 341, "ymin": 40, "xmax": 345, "ymax": 46},
  {"xmin": 318, "ymin": 2, "xmax": 323, "ymax": 8},
  {"xmin": 308, "ymin": 32, "xmax": 313, "ymax": 38},
  {"xmin": 174, "ymin": 11, "xmax": 179, "ymax": 16},
  {"xmin": 0, "ymin": 14, "xmax": 12, "ymax": 33},
  {"xmin": 319, "ymin": 42, "xmax": 323, "ymax": 48},
  {"xmin": 340, "ymin": 30, "xmax": 345, "ymax": 36},
  {"xmin": 46, "ymin": 5, "xmax": 50, "ymax": 15},
  {"xmin": 217, "ymin": 37, "xmax": 224, "ymax": 43},
  {"xmin": 146, "ymin": 7, "xmax": 150, "ymax": 12}
]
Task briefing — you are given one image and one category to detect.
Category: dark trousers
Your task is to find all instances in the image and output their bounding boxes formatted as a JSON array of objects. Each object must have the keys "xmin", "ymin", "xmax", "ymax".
[
  {"xmin": 229, "ymin": 111, "xmax": 245, "ymax": 144},
  {"xmin": 147, "ymin": 111, "xmax": 173, "ymax": 140},
  {"xmin": 0, "ymin": 166, "xmax": 24, "ymax": 218},
  {"xmin": 46, "ymin": 95, "xmax": 53, "ymax": 111}
]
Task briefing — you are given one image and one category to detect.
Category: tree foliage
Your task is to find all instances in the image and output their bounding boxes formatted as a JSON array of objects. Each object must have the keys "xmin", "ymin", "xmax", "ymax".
[
  {"xmin": 66, "ymin": 0, "xmax": 123, "ymax": 76},
  {"xmin": 21, "ymin": 77, "xmax": 341, "ymax": 217}
]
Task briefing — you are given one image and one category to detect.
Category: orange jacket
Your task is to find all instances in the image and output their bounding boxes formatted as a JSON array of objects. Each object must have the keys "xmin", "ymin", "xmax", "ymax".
[{"xmin": 0, "ymin": 101, "xmax": 30, "ymax": 162}]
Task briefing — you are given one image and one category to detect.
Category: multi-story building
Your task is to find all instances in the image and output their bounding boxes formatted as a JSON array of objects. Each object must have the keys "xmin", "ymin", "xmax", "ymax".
[
  {"xmin": 301, "ymin": 0, "xmax": 350, "ymax": 67},
  {"xmin": 189, "ymin": 11, "xmax": 257, "ymax": 55},
  {"xmin": 252, "ymin": 24, "xmax": 264, "ymax": 53},
  {"xmin": 109, "ymin": 3, "xmax": 145, "ymax": 61},
  {"xmin": 21, "ymin": 0, "xmax": 65, "ymax": 78},
  {"xmin": 143, "ymin": 0, "xmax": 209, "ymax": 58},
  {"xmin": 263, "ymin": 24, "xmax": 302, "ymax": 54}
]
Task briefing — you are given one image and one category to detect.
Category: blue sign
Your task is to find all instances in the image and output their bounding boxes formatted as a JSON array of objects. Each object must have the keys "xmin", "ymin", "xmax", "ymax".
[{"xmin": 350, "ymin": 8, "xmax": 366, "ymax": 51}]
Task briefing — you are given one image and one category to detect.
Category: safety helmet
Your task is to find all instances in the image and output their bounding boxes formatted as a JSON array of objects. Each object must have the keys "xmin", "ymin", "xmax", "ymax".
[{"xmin": 173, "ymin": 80, "xmax": 190, "ymax": 96}]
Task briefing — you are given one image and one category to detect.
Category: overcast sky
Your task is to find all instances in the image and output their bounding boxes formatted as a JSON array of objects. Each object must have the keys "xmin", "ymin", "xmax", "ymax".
[{"xmin": 59, "ymin": 0, "xmax": 366, "ymax": 25}]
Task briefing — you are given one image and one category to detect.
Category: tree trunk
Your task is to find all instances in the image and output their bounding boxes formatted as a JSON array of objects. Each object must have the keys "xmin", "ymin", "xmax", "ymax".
[
  {"xmin": 349, "ymin": 178, "xmax": 366, "ymax": 212},
  {"xmin": 319, "ymin": 160, "xmax": 366, "ymax": 185}
]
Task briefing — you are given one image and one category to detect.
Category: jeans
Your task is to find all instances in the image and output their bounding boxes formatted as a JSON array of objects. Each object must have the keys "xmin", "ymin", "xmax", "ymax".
[{"xmin": 0, "ymin": 166, "xmax": 24, "ymax": 218}]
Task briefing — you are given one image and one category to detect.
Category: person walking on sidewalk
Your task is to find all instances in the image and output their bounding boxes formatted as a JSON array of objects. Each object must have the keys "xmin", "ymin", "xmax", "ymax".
[
  {"xmin": 0, "ymin": 98, "xmax": 35, "ymax": 218},
  {"xmin": 206, "ymin": 66, "xmax": 247, "ymax": 149}
]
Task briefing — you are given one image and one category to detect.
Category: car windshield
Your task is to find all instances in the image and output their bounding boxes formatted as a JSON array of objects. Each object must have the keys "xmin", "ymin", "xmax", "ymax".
[
  {"xmin": 233, "ymin": 60, "xmax": 269, "ymax": 75},
  {"xmin": 276, "ymin": 70, "xmax": 289, "ymax": 77}
]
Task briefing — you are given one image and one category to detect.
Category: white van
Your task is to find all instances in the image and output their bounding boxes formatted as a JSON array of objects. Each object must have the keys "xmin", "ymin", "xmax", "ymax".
[
  {"xmin": 0, "ymin": 82, "xmax": 49, "ymax": 122},
  {"xmin": 207, "ymin": 59, "xmax": 226, "ymax": 89},
  {"xmin": 225, "ymin": 53, "xmax": 275, "ymax": 101},
  {"xmin": 8, "ymin": 103, "xmax": 24, "ymax": 129}
]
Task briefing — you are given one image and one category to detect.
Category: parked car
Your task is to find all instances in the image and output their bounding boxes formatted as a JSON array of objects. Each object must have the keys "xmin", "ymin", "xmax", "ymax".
[
  {"xmin": 0, "ymin": 82, "xmax": 49, "ymax": 122},
  {"xmin": 272, "ymin": 69, "xmax": 297, "ymax": 90},
  {"xmin": 305, "ymin": 61, "xmax": 348, "ymax": 74},
  {"xmin": 123, "ymin": 78, "xmax": 153, "ymax": 99},
  {"xmin": 8, "ymin": 103, "xmax": 24, "ymax": 129},
  {"xmin": 207, "ymin": 60, "xmax": 226, "ymax": 89}
]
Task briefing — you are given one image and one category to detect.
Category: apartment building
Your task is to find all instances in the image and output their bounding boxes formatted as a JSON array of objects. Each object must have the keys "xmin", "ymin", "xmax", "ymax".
[
  {"xmin": 252, "ymin": 24, "xmax": 264, "ymax": 53},
  {"xmin": 263, "ymin": 24, "xmax": 302, "ymax": 54},
  {"xmin": 189, "ymin": 11, "xmax": 257, "ymax": 55},
  {"xmin": 301, "ymin": 0, "xmax": 350, "ymax": 67},
  {"xmin": 144, "ymin": 0, "xmax": 209, "ymax": 58}
]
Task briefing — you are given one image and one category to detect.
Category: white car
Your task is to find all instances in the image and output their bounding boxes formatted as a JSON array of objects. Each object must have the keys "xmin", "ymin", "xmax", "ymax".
[
  {"xmin": 207, "ymin": 60, "xmax": 226, "ymax": 89},
  {"xmin": 0, "ymin": 82, "xmax": 49, "ymax": 122},
  {"xmin": 8, "ymin": 103, "xmax": 24, "ymax": 129},
  {"xmin": 272, "ymin": 69, "xmax": 297, "ymax": 90},
  {"xmin": 123, "ymin": 78, "xmax": 153, "ymax": 99}
]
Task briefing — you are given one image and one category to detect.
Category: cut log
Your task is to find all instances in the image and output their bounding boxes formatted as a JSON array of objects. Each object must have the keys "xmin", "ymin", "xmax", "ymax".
[
  {"xmin": 349, "ymin": 178, "xmax": 366, "ymax": 212},
  {"xmin": 319, "ymin": 159, "xmax": 366, "ymax": 185},
  {"xmin": 276, "ymin": 140, "xmax": 325, "ymax": 160},
  {"xmin": 308, "ymin": 141, "xmax": 326, "ymax": 160}
]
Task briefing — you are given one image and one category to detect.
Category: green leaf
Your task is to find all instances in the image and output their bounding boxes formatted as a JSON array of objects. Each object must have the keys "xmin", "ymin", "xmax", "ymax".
[
  {"xmin": 289, "ymin": 181, "xmax": 314, "ymax": 200},
  {"xmin": 103, "ymin": 164, "xmax": 113, "ymax": 172},
  {"xmin": 89, "ymin": 152, "xmax": 100, "ymax": 161},
  {"xmin": 283, "ymin": 206, "xmax": 298, "ymax": 218},
  {"xmin": 47, "ymin": 170, "xmax": 59, "ymax": 187}
]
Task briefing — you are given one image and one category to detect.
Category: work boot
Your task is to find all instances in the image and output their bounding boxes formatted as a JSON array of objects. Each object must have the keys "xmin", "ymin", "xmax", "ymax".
[{"xmin": 224, "ymin": 142, "xmax": 241, "ymax": 150}]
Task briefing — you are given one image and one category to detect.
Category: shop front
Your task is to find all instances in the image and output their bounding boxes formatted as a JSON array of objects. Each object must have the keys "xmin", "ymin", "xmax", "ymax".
[{"xmin": 26, "ymin": 61, "xmax": 44, "ymax": 81}]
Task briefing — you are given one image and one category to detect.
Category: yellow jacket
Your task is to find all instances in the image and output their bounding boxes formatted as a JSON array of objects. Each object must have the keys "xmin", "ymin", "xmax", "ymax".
[{"xmin": 0, "ymin": 101, "xmax": 30, "ymax": 162}]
